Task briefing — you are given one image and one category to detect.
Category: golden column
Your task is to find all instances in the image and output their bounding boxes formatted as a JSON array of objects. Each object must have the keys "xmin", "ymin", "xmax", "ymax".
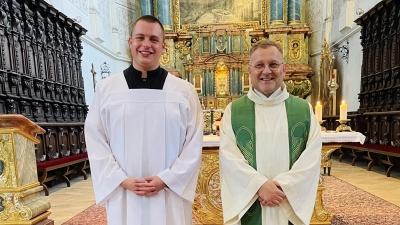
[{"xmin": 0, "ymin": 115, "xmax": 52, "ymax": 225}]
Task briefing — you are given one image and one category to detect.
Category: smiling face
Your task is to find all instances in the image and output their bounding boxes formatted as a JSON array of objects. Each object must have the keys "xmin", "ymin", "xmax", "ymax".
[
  {"xmin": 128, "ymin": 19, "xmax": 165, "ymax": 71},
  {"xmin": 248, "ymin": 42, "xmax": 286, "ymax": 97}
]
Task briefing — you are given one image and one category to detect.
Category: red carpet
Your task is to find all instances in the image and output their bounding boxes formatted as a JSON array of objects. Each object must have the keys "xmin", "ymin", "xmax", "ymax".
[{"xmin": 62, "ymin": 176, "xmax": 400, "ymax": 225}]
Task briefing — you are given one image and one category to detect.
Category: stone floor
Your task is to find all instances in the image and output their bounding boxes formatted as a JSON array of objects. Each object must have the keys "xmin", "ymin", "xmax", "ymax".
[{"xmin": 43, "ymin": 155, "xmax": 400, "ymax": 225}]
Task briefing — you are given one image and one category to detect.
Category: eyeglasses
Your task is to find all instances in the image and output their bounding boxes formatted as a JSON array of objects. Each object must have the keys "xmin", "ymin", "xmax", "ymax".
[{"xmin": 249, "ymin": 62, "xmax": 284, "ymax": 72}]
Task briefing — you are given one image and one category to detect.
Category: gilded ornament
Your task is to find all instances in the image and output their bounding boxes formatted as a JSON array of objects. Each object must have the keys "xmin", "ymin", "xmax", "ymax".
[
  {"xmin": 0, "ymin": 133, "xmax": 16, "ymax": 188},
  {"xmin": 193, "ymin": 36, "xmax": 199, "ymax": 54},
  {"xmin": 192, "ymin": 151, "xmax": 223, "ymax": 224},
  {"xmin": 214, "ymin": 62, "xmax": 230, "ymax": 96},
  {"xmin": 172, "ymin": 0, "xmax": 180, "ymax": 32},
  {"xmin": 0, "ymin": 192, "xmax": 32, "ymax": 221},
  {"xmin": 160, "ymin": 43, "xmax": 171, "ymax": 66},
  {"xmin": 272, "ymin": 37, "xmax": 285, "ymax": 56},
  {"xmin": 175, "ymin": 41, "xmax": 192, "ymax": 60},
  {"xmin": 203, "ymin": 111, "xmax": 212, "ymax": 134},
  {"xmin": 261, "ymin": 0, "xmax": 267, "ymax": 29},
  {"xmin": 215, "ymin": 35, "xmax": 226, "ymax": 52},
  {"xmin": 215, "ymin": 30, "xmax": 226, "ymax": 36},
  {"xmin": 217, "ymin": 98, "xmax": 229, "ymax": 110},
  {"xmin": 310, "ymin": 184, "xmax": 333, "ymax": 223},
  {"xmin": 243, "ymin": 34, "xmax": 249, "ymax": 52},
  {"xmin": 289, "ymin": 38, "xmax": 301, "ymax": 61},
  {"xmin": 212, "ymin": 111, "xmax": 222, "ymax": 124},
  {"xmin": 284, "ymin": 80, "xmax": 312, "ymax": 97}
]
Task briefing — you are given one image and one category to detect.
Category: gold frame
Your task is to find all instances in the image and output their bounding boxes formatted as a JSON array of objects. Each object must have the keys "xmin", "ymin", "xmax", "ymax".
[
  {"xmin": 242, "ymin": 72, "xmax": 250, "ymax": 93},
  {"xmin": 172, "ymin": 0, "xmax": 267, "ymax": 33},
  {"xmin": 214, "ymin": 62, "xmax": 230, "ymax": 97},
  {"xmin": 193, "ymin": 74, "xmax": 203, "ymax": 94}
]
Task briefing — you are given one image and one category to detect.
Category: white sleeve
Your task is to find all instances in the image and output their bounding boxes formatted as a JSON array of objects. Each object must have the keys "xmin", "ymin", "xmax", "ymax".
[
  {"xmin": 157, "ymin": 83, "xmax": 204, "ymax": 202},
  {"xmin": 84, "ymin": 84, "xmax": 128, "ymax": 205},
  {"xmin": 273, "ymin": 103, "xmax": 322, "ymax": 224}
]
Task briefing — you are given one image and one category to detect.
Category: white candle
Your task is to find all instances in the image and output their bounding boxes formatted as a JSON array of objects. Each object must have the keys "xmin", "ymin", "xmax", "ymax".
[
  {"xmin": 315, "ymin": 101, "xmax": 322, "ymax": 122},
  {"xmin": 340, "ymin": 100, "xmax": 348, "ymax": 121}
]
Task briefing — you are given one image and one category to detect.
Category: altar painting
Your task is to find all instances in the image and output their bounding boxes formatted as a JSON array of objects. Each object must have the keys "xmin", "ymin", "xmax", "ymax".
[{"xmin": 179, "ymin": 0, "xmax": 262, "ymax": 25}]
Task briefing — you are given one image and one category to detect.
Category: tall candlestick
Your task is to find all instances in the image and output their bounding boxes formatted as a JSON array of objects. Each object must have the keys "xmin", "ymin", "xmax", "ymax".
[
  {"xmin": 315, "ymin": 101, "xmax": 322, "ymax": 121},
  {"xmin": 340, "ymin": 100, "xmax": 348, "ymax": 120}
]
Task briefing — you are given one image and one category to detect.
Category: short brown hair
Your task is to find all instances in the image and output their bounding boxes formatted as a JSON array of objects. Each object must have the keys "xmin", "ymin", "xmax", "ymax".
[
  {"xmin": 249, "ymin": 40, "xmax": 283, "ymax": 58},
  {"xmin": 130, "ymin": 15, "xmax": 165, "ymax": 40}
]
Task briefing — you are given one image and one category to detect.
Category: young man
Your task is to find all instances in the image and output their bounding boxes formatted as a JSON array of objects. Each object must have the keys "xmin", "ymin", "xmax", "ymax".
[
  {"xmin": 219, "ymin": 40, "xmax": 322, "ymax": 225},
  {"xmin": 85, "ymin": 15, "xmax": 204, "ymax": 225}
]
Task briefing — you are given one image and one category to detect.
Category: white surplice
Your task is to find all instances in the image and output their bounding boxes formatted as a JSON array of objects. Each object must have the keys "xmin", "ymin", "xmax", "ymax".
[
  {"xmin": 84, "ymin": 72, "xmax": 204, "ymax": 225},
  {"xmin": 219, "ymin": 87, "xmax": 321, "ymax": 225}
]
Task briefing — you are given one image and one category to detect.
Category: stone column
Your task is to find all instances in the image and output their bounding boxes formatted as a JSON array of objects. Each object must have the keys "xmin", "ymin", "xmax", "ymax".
[
  {"xmin": 210, "ymin": 36, "xmax": 216, "ymax": 54},
  {"xmin": 188, "ymin": 70, "xmax": 193, "ymax": 84},
  {"xmin": 210, "ymin": 69, "xmax": 215, "ymax": 96},
  {"xmin": 0, "ymin": 114, "xmax": 52, "ymax": 225},
  {"xmin": 288, "ymin": 0, "xmax": 301, "ymax": 25},
  {"xmin": 229, "ymin": 68, "xmax": 233, "ymax": 96},
  {"xmin": 227, "ymin": 36, "xmax": 232, "ymax": 53},
  {"xmin": 270, "ymin": 0, "xmax": 284, "ymax": 25},
  {"xmin": 203, "ymin": 69, "xmax": 208, "ymax": 96},
  {"xmin": 157, "ymin": 0, "xmax": 172, "ymax": 30},
  {"xmin": 140, "ymin": 0, "xmax": 153, "ymax": 16}
]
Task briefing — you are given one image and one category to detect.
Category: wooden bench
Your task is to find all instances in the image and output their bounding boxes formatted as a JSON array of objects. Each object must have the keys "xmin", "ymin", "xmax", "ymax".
[
  {"xmin": 340, "ymin": 143, "xmax": 400, "ymax": 177},
  {"xmin": 37, "ymin": 153, "xmax": 89, "ymax": 195}
]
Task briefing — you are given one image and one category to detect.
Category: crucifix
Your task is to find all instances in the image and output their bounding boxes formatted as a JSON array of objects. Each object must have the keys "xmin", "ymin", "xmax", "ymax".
[{"xmin": 91, "ymin": 63, "xmax": 97, "ymax": 92}]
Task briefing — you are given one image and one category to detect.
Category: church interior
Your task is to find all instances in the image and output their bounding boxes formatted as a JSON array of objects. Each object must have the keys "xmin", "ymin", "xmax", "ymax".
[{"xmin": 0, "ymin": 0, "xmax": 399, "ymax": 224}]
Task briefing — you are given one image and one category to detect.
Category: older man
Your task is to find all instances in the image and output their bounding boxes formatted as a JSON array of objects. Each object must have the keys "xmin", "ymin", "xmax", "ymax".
[{"xmin": 219, "ymin": 40, "xmax": 321, "ymax": 225}]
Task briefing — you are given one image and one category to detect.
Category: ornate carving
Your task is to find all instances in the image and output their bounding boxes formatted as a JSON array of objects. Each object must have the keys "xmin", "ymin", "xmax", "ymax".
[
  {"xmin": 98, "ymin": 0, "xmax": 111, "ymax": 31},
  {"xmin": 289, "ymin": 38, "xmax": 301, "ymax": 61},
  {"xmin": 216, "ymin": 98, "xmax": 229, "ymax": 110},
  {"xmin": 0, "ymin": 192, "xmax": 32, "ymax": 221},
  {"xmin": 310, "ymin": 178, "xmax": 333, "ymax": 224},
  {"xmin": 272, "ymin": 36, "xmax": 285, "ymax": 56},
  {"xmin": 68, "ymin": 0, "xmax": 89, "ymax": 14},
  {"xmin": 192, "ymin": 150, "xmax": 223, "ymax": 224},
  {"xmin": 116, "ymin": 5, "xmax": 132, "ymax": 40},
  {"xmin": 175, "ymin": 41, "xmax": 191, "ymax": 60},
  {"xmin": 285, "ymin": 79, "xmax": 312, "ymax": 98},
  {"xmin": 203, "ymin": 111, "xmax": 211, "ymax": 134},
  {"xmin": 160, "ymin": 42, "xmax": 172, "ymax": 66},
  {"xmin": 0, "ymin": 134, "xmax": 16, "ymax": 188},
  {"xmin": 214, "ymin": 62, "xmax": 229, "ymax": 96},
  {"xmin": 172, "ymin": 0, "xmax": 180, "ymax": 33}
]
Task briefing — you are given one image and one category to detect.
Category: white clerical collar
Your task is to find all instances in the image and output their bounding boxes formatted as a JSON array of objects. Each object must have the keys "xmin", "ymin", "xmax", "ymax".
[{"xmin": 253, "ymin": 87, "xmax": 283, "ymax": 99}]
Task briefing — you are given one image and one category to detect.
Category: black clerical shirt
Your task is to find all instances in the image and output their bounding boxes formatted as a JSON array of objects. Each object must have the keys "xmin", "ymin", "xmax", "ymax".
[{"xmin": 123, "ymin": 65, "xmax": 168, "ymax": 89}]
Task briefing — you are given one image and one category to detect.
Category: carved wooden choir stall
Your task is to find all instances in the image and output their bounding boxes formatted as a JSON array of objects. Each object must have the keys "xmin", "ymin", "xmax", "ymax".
[
  {"xmin": 0, "ymin": 0, "xmax": 88, "ymax": 196},
  {"xmin": 323, "ymin": 0, "xmax": 400, "ymax": 177}
]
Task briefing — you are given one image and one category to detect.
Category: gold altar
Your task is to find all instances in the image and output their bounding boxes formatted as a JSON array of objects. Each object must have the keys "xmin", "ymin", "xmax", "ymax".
[{"xmin": 193, "ymin": 135, "xmax": 333, "ymax": 225}]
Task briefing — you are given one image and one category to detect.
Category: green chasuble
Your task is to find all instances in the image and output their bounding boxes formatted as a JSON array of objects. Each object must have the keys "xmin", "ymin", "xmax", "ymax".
[{"xmin": 231, "ymin": 94, "xmax": 310, "ymax": 225}]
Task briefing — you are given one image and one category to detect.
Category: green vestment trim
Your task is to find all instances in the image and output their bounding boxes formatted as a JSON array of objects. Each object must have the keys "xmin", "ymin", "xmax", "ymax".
[{"xmin": 231, "ymin": 94, "xmax": 310, "ymax": 225}]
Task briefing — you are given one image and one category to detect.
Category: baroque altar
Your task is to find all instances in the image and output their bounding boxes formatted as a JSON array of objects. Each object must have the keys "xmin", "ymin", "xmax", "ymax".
[{"xmin": 158, "ymin": 0, "xmax": 317, "ymax": 112}]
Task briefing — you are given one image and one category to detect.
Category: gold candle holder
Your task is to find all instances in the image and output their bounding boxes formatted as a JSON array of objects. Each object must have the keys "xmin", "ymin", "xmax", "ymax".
[
  {"xmin": 336, "ymin": 119, "xmax": 353, "ymax": 132},
  {"xmin": 319, "ymin": 120, "xmax": 327, "ymax": 131}
]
